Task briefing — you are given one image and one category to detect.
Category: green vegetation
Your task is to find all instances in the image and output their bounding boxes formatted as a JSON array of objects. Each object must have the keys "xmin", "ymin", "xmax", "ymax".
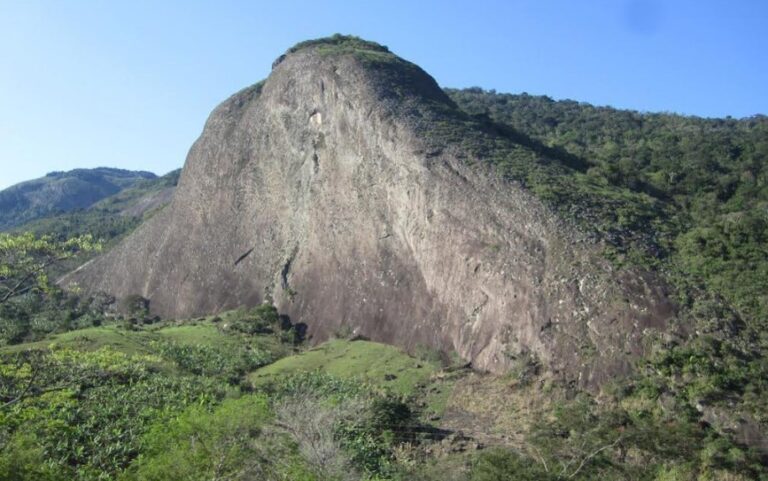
[
  {"xmin": 0, "ymin": 345, "xmax": 226, "ymax": 479},
  {"xmin": 446, "ymin": 88, "xmax": 768, "ymax": 322},
  {"xmin": 0, "ymin": 318, "xmax": 438, "ymax": 480},
  {"xmin": 251, "ymin": 339, "xmax": 439, "ymax": 395},
  {"xmin": 2, "ymin": 317, "xmax": 766, "ymax": 480},
  {"xmin": 287, "ymin": 33, "xmax": 391, "ymax": 56},
  {"xmin": 0, "ymin": 232, "xmax": 101, "ymax": 302},
  {"xmin": 283, "ymin": 34, "xmax": 398, "ymax": 66},
  {"xmin": 119, "ymin": 396, "xmax": 289, "ymax": 481},
  {"xmin": 0, "ymin": 317, "xmax": 296, "ymax": 480},
  {"xmin": 0, "ymin": 233, "xmax": 103, "ymax": 345}
]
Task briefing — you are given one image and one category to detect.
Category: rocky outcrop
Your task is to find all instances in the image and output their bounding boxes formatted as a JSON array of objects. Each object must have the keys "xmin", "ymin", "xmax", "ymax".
[{"xmin": 65, "ymin": 38, "xmax": 675, "ymax": 385}]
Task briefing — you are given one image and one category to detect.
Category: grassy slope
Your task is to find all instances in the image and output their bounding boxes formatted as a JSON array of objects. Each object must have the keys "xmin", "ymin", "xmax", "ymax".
[
  {"xmin": 2, "ymin": 324, "xmax": 441, "ymax": 398},
  {"xmin": 0, "ymin": 321, "xmax": 278, "ymax": 359},
  {"xmin": 249, "ymin": 338, "xmax": 441, "ymax": 396},
  {"xmin": 4, "ymin": 318, "xmax": 761, "ymax": 481},
  {"xmin": 2, "ymin": 321, "xmax": 455, "ymax": 418},
  {"xmin": 9, "ymin": 320, "xmax": 460, "ymax": 414}
]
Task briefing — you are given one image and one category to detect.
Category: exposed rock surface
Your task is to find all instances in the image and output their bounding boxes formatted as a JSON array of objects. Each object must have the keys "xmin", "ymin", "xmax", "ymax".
[
  {"xmin": 113, "ymin": 185, "xmax": 176, "ymax": 218},
  {"xmin": 65, "ymin": 39, "xmax": 675, "ymax": 385}
]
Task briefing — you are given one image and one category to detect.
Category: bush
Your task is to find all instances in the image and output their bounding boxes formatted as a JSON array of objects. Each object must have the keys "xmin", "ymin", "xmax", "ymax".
[
  {"xmin": 228, "ymin": 304, "xmax": 281, "ymax": 335},
  {"xmin": 121, "ymin": 294, "xmax": 149, "ymax": 319},
  {"xmin": 470, "ymin": 449, "xmax": 553, "ymax": 481},
  {"xmin": 125, "ymin": 394, "xmax": 322, "ymax": 481},
  {"xmin": 124, "ymin": 396, "xmax": 274, "ymax": 481},
  {"xmin": 0, "ymin": 347, "xmax": 226, "ymax": 480},
  {"xmin": 269, "ymin": 372, "xmax": 422, "ymax": 479},
  {"xmin": 0, "ymin": 433, "xmax": 62, "ymax": 481},
  {"xmin": 149, "ymin": 340, "xmax": 272, "ymax": 381}
]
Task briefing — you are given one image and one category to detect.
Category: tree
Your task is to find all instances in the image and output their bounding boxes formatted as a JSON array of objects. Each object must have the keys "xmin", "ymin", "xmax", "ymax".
[
  {"xmin": 0, "ymin": 232, "xmax": 100, "ymax": 304},
  {"xmin": 0, "ymin": 232, "xmax": 101, "ymax": 419}
]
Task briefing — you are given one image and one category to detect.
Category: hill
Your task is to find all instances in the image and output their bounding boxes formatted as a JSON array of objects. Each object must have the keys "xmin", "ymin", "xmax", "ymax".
[
  {"xmin": 0, "ymin": 167, "xmax": 157, "ymax": 231},
  {"xmin": 16, "ymin": 169, "xmax": 180, "ymax": 244},
  {"xmin": 64, "ymin": 35, "xmax": 676, "ymax": 388}
]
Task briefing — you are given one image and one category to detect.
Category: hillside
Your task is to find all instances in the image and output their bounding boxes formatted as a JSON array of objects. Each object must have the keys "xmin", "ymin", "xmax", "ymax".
[
  {"xmin": 0, "ymin": 168, "xmax": 157, "ymax": 231},
  {"xmin": 65, "ymin": 35, "xmax": 676, "ymax": 388},
  {"xmin": 447, "ymin": 88, "xmax": 768, "ymax": 326},
  {"xmin": 16, "ymin": 169, "xmax": 180, "ymax": 244},
  {"xmin": 2, "ymin": 309, "xmax": 765, "ymax": 480}
]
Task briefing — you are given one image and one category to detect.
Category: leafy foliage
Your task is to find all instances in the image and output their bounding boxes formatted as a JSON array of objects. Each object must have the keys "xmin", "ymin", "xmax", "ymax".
[
  {"xmin": 0, "ymin": 233, "xmax": 104, "ymax": 345},
  {"xmin": 0, "ymin": 290, "xmax": 109, "ymax": 346},
  {"xmin": 0, "ymin": 347, "xmax": 226, "ymax": 480},
  {"xmin": 446, "ymin": 88, "xmax": 768, "ymax": 325},
  {"xmin": 149, "ymin": 339, "xmax": 272, "ymax": 382},
  {"xmin": 226, "ymin": 304, "xmax": 281, "ymax": 334},
  {"xmin": 470, "ymin": 449, "xmax": 554, "ymax": 481},
  {"xmin": 287, "ymin": 34, "xmax": 391, "ymax": 56},
  {"xmin": 268, "ymin": 371, "xmax": 421, "ymax": 480},
  {"xmin": 0, "ymin": 232, "xmax": 100, "ymax": 304},
  {"xmin": 121, "ymin": 396, "xmax": 287, "ymax": 481}
]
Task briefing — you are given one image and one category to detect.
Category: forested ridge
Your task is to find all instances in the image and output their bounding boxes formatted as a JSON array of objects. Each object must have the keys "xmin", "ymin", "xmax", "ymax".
[
  {"xmin": 447, "ymin": 86, "xmax": 768, "ymax": 465},
  {"xmin": 447, "ymin": 87, "xmax": 767, "ymax": 337}
]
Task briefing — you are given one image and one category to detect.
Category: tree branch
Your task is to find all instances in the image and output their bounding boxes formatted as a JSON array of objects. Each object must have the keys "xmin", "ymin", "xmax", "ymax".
[{"xmin": 566, "ymin": 436, "xmax": 623, "ymax": 480}]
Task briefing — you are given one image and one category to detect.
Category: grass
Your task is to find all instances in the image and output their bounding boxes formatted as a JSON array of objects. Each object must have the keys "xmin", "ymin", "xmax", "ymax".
[
  {"xmin": 152, "ymin": 324, "xmax": 235, "ymax": 347},
  {"xmin": 287, "ymin": 34, "xmax": 390, "ymax": 55},
  {"xmin": 0, "ymin": 319, "xmax": 285, "ymax": 357},
  {"xmin": 0, "ymin": 326, "xmax": 147, "ymax": 354},
  {"xmin": 439, "ymin": 371, "xmax": 561, "ymax": 443},
  {"xmin": 422, "ymin": 370, "xmax": 463, "ymax": 419},
  {"xmin": 249, "ymin": 338, "xmax": 440, "ymax": 396}
]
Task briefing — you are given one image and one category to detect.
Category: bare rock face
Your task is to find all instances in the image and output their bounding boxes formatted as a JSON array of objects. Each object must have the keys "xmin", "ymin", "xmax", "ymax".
[{"xmin": 65, "ymin": 39, "xmax": 675, "ymax": 385}]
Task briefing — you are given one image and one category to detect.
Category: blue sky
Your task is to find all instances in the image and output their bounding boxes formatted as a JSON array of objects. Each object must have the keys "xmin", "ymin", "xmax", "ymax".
[{"xmin": 1, "ymin": 0, "xmax": 766, "ymax": 189}]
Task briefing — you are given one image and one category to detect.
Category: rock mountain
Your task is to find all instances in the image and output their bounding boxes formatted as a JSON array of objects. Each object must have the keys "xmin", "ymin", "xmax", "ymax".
[{"xmin": 66, "ymin": 36, "xmax": 675, "ymax": 385}]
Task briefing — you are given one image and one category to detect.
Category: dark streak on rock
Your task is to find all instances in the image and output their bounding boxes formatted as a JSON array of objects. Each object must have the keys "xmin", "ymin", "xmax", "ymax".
[{"xmin": 234, "ymin": 248, "xmax": 254, "ymax": 266}]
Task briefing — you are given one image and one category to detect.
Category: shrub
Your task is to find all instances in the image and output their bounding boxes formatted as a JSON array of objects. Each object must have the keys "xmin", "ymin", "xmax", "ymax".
[
  {"xmin": 228, "ymin": 304, "xmax": 282, "ymax": 335},
  {"xmin": 149, "ymin": 340, "xmax": 272, "ymax": 381},
  {"xmin": 470, "ymin": 449, "xmax": 554, "ymax": 481},
  {"xmin": 124, "ymin": 396, "xmax": 274, "ymax": 481},
  {"xmin": 121, "ymin": 294, "xmax": 149, "ymax": 319}
]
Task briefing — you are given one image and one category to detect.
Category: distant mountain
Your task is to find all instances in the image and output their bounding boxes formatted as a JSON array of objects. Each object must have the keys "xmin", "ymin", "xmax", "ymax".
[
  {"xmin": 0, "ymin": 167, "xmax": 157, "ymax": 230},
  {"xmin": 16, "ymin": 169, "xmax": 180, "ymax": 244}
]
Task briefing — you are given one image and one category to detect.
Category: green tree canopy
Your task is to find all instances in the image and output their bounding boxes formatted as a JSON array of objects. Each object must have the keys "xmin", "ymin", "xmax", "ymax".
[{"xmin": 0, "ymin": 233, "xmax": 101, "ymax": 304}]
